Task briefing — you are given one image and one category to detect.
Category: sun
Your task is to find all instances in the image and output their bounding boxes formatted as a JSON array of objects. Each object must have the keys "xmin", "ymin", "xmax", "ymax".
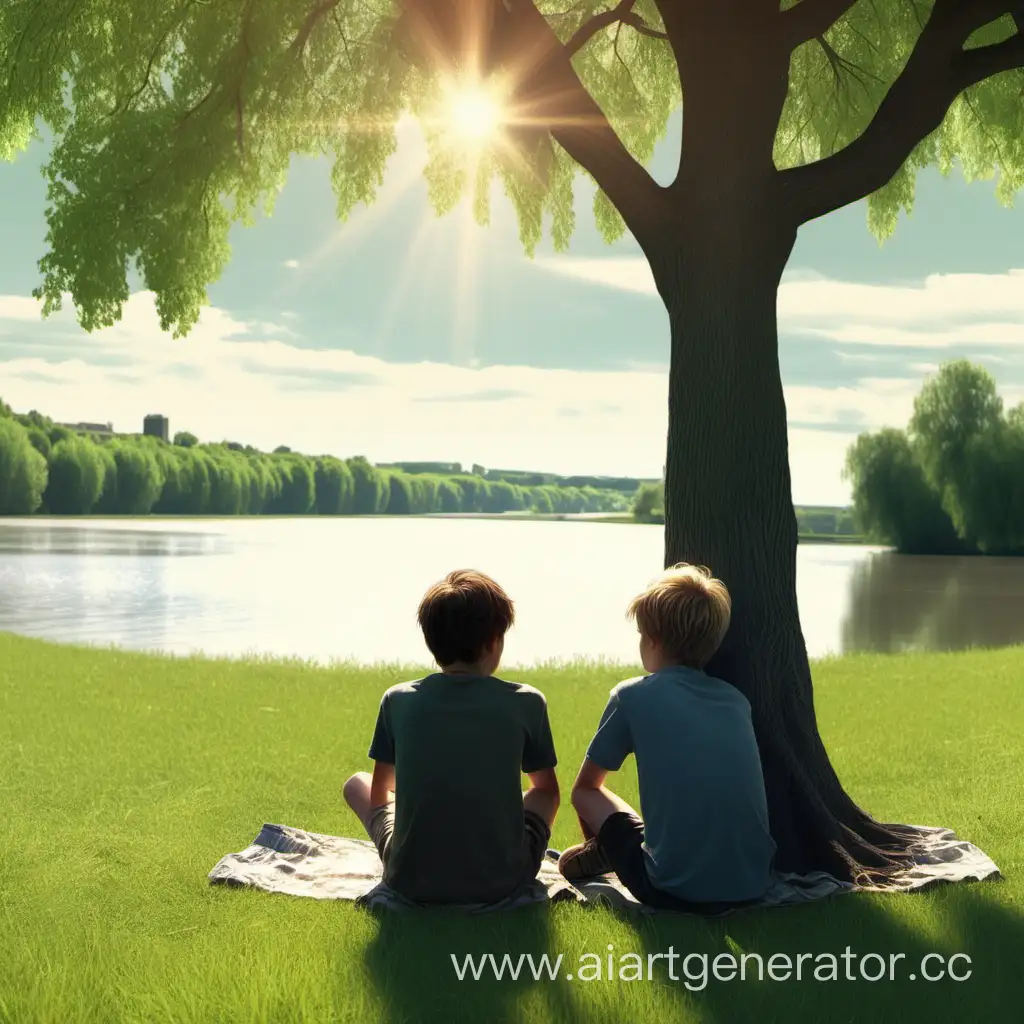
[{"xmin": 446, "ymin": 84, "xmax": 504, "ymax": 142}]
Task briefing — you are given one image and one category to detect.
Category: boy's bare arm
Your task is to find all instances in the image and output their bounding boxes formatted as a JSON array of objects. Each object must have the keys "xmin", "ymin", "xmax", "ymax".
[
  {"xmin": 523, "ymin": 767, "xmax": 560, "ymax": 828},
  {"xmin": 369, "ymin": 760, "xmax": 396, "ymax": 807},
  {"xmin": 572, "ymin": 758, "xmax": 609, "ymax": 793},
  {"xmin": 526, "ymin": 766, "xmax": 559, "ymax": 796},
  {"xmin": 571, "ymin": 759, "xmax": 611, "ymax": 840}
]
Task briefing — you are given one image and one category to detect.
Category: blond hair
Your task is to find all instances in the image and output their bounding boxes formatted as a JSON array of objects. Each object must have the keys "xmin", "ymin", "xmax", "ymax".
[{"xmin": 627, "ymin": 563, "xmax": 731, "ymax": 669}]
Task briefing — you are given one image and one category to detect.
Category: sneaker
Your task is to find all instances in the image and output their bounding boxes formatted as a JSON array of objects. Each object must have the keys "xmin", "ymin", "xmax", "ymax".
[{"xmin": 557, "ymin": 839, "xmax": 613, "ymax": 881}]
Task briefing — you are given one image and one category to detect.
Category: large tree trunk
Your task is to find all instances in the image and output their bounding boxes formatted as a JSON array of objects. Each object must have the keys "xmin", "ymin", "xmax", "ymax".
[{"xmin": 647, "ymin": 181, "xmax": 917, "ymax": 882}]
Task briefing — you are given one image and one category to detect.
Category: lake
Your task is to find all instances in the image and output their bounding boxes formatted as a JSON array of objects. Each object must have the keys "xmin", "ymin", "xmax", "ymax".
[{"xmin": 2, "ymin": 517, "xmax": 1023, "ymax": 666}]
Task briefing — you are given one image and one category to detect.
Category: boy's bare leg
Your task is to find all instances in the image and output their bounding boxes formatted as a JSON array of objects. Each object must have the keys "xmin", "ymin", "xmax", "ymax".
[
  {"xmin": 522, "ymin": 787, "xmax": 558, "ymax": 830},
  {"xmin": 557, "ymin": 786, "xmax": 638, "ymax": 879},
  {"xmin": 342, "ymin": 772, "xmax": 394, "ymax": 830},
  {"xmin": 572, "ymin": 785, "xmax": 638, "ymax": 842}
]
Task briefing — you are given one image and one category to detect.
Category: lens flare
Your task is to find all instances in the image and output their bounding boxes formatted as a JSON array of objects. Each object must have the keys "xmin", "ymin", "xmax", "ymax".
[{"xmin": 447, "ymin": 86, "xmax": 503, "ymax": 141}]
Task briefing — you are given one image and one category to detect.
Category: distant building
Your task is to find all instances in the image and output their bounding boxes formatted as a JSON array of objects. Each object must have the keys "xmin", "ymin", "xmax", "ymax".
[
  {"xmin": 378, "ymin": 461, "xmax": 464, "ymax": 475},
  {"xmin": 143, "ymin": 414, "xmax": 169, "ymax": 442},
  {"xmin": 58, "ymin": 421, "xmax": 114, "ymax": 437}
]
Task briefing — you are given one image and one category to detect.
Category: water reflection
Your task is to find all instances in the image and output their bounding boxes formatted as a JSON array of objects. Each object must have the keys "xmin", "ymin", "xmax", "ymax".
[
  {"xmin": 842, "ymin": 551, "xmax": 1024, "ymax": 653},
  {"xmin": 0, "ymin": 525, "xmax": 227, "ymax": 557},
  {"xmin": 0, "ymin": 521, "xmax": 232, "ymax": 654},
  {"xmin": 1, "ymin": 519, "xmax": 1023, "ymax": 664}
]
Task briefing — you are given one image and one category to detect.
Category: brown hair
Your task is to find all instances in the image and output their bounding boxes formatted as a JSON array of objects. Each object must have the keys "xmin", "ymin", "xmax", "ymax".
[
  {"xmin": 627, "ymin": 563, "xmax": 731, "ymax": 669},
  {"xmin": 417, "ymin": 569, "xmax": 515, "ymax": 667}
]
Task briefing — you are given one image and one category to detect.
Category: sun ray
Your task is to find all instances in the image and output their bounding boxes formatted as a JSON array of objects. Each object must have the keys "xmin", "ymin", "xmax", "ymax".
[
  {"xmin": 451, "ymin": 199, "xmax": 483, "ymax": 368},
  {"xmin": 268, "ymin": 120, "xmax": 429, "ymax": 300},
  {"xmin": 272, "ymin": 5, "xmax": 649, "ymax": 367},
  {"xmin": 368, "ymin": 204, "xmax": 452, "ymax": 358}
]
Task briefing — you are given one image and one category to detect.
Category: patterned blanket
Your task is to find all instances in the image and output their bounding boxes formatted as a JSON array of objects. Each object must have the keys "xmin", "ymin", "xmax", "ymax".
[{"xmin": 208, "ymin": 822, "xmax": 1001, "ymax": 915}]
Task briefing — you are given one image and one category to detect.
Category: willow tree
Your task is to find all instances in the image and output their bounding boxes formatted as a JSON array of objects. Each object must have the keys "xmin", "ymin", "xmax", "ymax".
[{"xmin": 3, "ymin": 0, "xmax": 1021, "ymax": 878}]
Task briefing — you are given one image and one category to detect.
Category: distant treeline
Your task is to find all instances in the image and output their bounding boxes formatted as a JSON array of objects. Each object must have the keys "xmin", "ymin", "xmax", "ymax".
[
  {"xmin": 0, "ymin": 403, "xmax": 631, "ymax": 518},
  {"xmin": 844, "ymin": 360, "xmax": 1024, "ymax": 555},
  {"xmin": 630, "ymin": 481, "xmax": 859, "ymax": 536},
  {"xmin": 381, "ymin": 461, "xmax": 656, "ymax": 493}
]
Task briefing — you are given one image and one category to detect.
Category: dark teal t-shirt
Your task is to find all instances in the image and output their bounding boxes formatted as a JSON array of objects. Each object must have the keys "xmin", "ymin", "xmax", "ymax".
[
  {"xmin": 586, "ymin": 667, "xmax": 776, "ymax": 902},
  {"xmin": 369, "ymin": 673, "xmax": 557, "ymax": 904}
]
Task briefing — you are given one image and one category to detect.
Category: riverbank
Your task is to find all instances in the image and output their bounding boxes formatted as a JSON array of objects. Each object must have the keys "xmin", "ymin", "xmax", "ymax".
[{"xmin": 2, "ymin": 634, "xmax": 1020, "ymax": 1023}]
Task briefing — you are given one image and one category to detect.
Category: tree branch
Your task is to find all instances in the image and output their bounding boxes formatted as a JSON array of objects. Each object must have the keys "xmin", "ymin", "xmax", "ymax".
[
  {"xmin": 780, "ymin": 3, "xmax": 1024, "ymax": 224},
  {"xmin": 502, "ymin": 0, "xmax": 667, "ymax": 244},
  {"xmin": 565, "ymin": 0, "xmax": 669, "ymax": 57},
  {"xmin": 108, "ymin": 24, "xmax": 173, "ymax": 117},
  {"xmin": 289, "ymin": 0, "xmax": 342, "ymax": 56},
  {"xmin": 233, "ymin": 2, "xmax": 254, "ymax": 156},
  {"xmin": 620, "ymin": 12, "xmax": 670, "ymax": 43},
  {"xmin": 955, "ymin": 22, "xmax": 1024, "ymax": 88},
  {"xmin": 780, "ymin": 0, "xmax": 860, "ymax": 50}
]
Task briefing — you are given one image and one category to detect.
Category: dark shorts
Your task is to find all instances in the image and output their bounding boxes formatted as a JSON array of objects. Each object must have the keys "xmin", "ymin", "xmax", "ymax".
[
  {"xmin": 597, "ymin": 812, "xmax": 760, "ymax": 916},
  {"xmin": 365, "ymin": 805, "xmax": 551, "ymax": 883},
  {"xmin": 522, "ymin": 808, "xmax": 552, "ymax": 880}
]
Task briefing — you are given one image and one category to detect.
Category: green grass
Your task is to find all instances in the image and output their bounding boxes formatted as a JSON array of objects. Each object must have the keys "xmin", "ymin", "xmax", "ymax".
[{"xmin": 1, "ymin": 634, "xmax": 1021, "ymax": 1024}]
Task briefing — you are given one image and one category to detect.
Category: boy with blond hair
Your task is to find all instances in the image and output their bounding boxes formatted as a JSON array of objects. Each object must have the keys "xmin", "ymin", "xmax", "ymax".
[
  {"xmin": 559, "ymin": 564, "xmax": 776, "ymax": 913},
  {"xmin": 343, "ymin": 569, "xmax": 560, "ymax": 905}
]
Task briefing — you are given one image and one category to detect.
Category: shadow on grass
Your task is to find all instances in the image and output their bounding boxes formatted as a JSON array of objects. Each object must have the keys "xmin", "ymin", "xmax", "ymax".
[
  {"xmin": 621, "ymin": 881, "xmax": 1024, "ymax": 1023},
  {"xmin": 355, "ymin": 883, "xmax": 1022, "ymax": 1024},
  {"xmin": 359, "ymin": 903, "xmax": 581, "ymax": 1024}
]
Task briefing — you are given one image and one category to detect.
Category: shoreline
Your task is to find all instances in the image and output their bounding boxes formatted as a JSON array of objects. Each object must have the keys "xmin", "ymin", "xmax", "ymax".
[
  {"xmin": 0, "ymin": 510, "xmax": 868, "ymax": 543},
  {"xmin": 4, "ymin": 627, "xmax": 1023, "ymax": 670}
]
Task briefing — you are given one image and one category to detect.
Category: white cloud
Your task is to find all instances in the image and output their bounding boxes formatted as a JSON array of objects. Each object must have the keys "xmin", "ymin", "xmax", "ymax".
[
  {"xmin": 536, "ymin": 259, "xmax": 1024, "ymax": 350},
  {"xmin": 0, "ymin": 290, "xmax": 664, "ymax": 473},
  {"xmin": 777, "ymin": 269, "xmax": 1024, "ymax": 324},
  {"xmin": 788, "ymin": 429, "xmax": 861, "ymax": 506},
  {"xmin": 534, "ymin": 257, "xmax": 657, "ymax": 295},
  {"xmin": 800, "ymin": 321, "xmax": 1024, "ymax": 348},
  {"xmin": 0, "ymin": 289, "xmax": 931, "ymax": 504},
  {"xmin": 0, "ymin": 295, "xmax": 51, "ymax": 321},
  {"xmin": 283, "ymin": 259, "xmax": 300, "ymax": 269}
]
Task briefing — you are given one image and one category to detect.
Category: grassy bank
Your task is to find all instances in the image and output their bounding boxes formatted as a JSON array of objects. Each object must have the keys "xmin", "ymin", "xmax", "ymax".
[{"xmin": 1, "ymin": 635, "xmax": 1021, "ymax": 1023}]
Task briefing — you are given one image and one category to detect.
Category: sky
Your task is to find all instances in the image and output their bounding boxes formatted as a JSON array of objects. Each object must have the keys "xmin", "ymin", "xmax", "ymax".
[{"xmin": 1, "ymin": 111, "xmax": 1023, "ymax": 505}]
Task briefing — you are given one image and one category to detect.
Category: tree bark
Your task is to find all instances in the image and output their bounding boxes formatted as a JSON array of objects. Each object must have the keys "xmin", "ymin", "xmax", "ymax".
[{"xmin": 646, "ymin": 180, "xmax": 918, "ymax": 882}]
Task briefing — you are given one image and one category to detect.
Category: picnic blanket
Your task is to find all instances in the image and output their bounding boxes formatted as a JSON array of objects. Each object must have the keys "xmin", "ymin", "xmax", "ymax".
[{"xmin": 208, "ymin": 822, "xmax": 1000, "ymax": 915}]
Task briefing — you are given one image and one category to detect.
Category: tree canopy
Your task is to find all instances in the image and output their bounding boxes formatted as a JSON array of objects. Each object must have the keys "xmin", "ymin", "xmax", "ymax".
[
  {"xmin": 0, "ymin": 417, "xmax": 48, "ymax": 514},
  {"xmin": 845, "ymin": 360, "xmax": 1024, "ymax": 555},
  {"xmin": 2, "ymin": 1, "xmax": 1023, "ymax": 337}
]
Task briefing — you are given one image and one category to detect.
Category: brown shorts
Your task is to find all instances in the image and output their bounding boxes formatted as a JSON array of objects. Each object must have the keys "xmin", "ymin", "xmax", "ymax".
[
  {"xmin": 365, "ymin": 804, "xmax": 395, "ymax": 864},
  {"xmin": 364, "ymin": 804, "xmax": 551, "ymax": 881}
]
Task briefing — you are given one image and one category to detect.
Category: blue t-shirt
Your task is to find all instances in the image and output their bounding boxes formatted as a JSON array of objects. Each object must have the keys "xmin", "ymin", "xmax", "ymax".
[{"xmin": 586, "ymin": 667, "xmax": 776, "ymax": 903}]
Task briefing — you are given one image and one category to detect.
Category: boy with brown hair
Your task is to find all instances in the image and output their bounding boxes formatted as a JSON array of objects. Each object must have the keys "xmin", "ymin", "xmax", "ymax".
[
  {"xmin": 559, "ymin": 564, "xmax": 776, "ymax": 913},
  {"xmin": 343, "ymin": 569, "xmax": 560, "ymax": 905}
]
